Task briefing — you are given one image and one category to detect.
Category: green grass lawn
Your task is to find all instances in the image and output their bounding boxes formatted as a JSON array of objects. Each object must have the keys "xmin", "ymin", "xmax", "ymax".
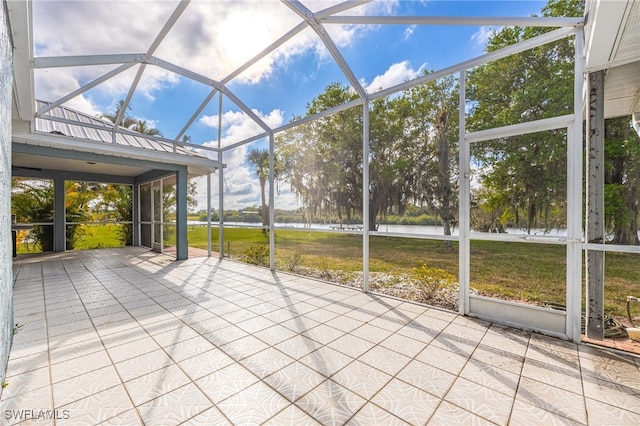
[
  {"xmin": 188, "ymin": 226, "xmax": 640, "ymax": 318},
  {"xmin": 17, "ymin": 224, "xmax": 640, "ymax": 319},
  {"xmin": 72, "ymin": 224, "xmax": 127, "ymax": 250}
]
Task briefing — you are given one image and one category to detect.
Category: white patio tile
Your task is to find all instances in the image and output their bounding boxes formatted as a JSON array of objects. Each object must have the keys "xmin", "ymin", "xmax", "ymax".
[
  {"xmin": 6, "ymin": 248, "xmax": 640, "ymax": 426},
  {"xmin": 195, "ymin": 362, "xmax": 259, "ymax": 404},
  {"xmin": 217, "ymin": 381, "xmax": 290, "ymax": 424},
  {"xmin": 180, "ymin": 349, "xmax": 234, "ymax": 381},
  {"xmin": 136, "ymin": 383, "xmax": 212, "ymax": 425},
  {"xmin": 263, "ymin": 361, "xmax": 327, "ymax": 402},
  {"xmin": 123, "ymin": 364, "xmax": 190, "ymax": 406},
  {"xmin": 296, "ymin": 379, "xmax": 366, "ymax": 426},
  {"xmin": 52, "ymin": 365, "xmax": 121, "ymax": 407},
  {"xmin": 331, "ymin": 360, "xmax": 392, "ymax": 399},
  {"xmin": 50, "ymin": 349, "xmax": 112, "ymax": 383},
  {"xmin": 114, "ymin": 349, "xmax": 175, "ymax": 382},
  {"xmin": 371, "ymin": 378, "xmax": 440, "ymax": 425},
  {"xmin": 444, "ymin": 377, "xmax": 514, "ymax": 426}
]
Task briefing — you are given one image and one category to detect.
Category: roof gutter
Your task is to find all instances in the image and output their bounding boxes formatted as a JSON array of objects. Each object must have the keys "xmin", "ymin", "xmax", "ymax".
[{"xmin": 12, "ymin": 130, "xmax": 222, "ymax": 175}]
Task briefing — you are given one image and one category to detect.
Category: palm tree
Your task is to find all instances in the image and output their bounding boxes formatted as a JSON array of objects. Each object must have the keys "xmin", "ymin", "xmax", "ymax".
[
  {"xmin": 100, "ymin": 100, "xmax": 137, "ymax": 129},
  {"xmin": 100, "ymin": 100, "xmax": 163, "ymax": 137},
  {"xmin": 247, "ymin": 148, "xmax": 271, "ymax": 232},
  {"xmin": 132, "ymin": 120, "xmax": 163, "ymax": 137}
]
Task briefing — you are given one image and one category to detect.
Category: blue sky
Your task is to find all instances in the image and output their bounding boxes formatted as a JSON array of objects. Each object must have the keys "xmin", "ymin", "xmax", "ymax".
[{"xmin": 32, "ymin": 0, "xmax": 550, "ymax": 211}]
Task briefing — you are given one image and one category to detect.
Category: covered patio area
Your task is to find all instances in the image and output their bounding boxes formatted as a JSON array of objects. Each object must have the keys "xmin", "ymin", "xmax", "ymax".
[{"xmin": 4, "ymin": 248, "xmax": 640, "ymax": 425}]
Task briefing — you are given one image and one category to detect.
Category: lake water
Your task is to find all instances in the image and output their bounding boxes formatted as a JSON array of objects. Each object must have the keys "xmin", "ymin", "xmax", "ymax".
[{"xmin": 189, "ymin": 221, "xmax": 570, "ymax": 237}]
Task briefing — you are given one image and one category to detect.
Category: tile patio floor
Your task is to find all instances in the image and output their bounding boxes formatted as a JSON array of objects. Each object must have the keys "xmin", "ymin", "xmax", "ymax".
[{"xmin": 3, "ymin": 247, "xmax": 640, "ymax": 425}]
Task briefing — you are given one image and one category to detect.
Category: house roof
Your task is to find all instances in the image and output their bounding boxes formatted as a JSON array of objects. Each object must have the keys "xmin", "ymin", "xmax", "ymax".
[
  {"xmin": 585, "ymin": 0, "xmax": 640, "ymax": 122},
  {"xmin": 11, "ymin": 100, "xmax": 220, "ymax": 178}
]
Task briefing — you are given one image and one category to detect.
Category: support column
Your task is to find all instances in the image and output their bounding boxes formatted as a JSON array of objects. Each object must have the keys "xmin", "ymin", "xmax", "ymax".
[
  {"xmin": 175, "ymin": 168, "xmax": 188, "ymax": 260},
  {"xmin": 132, "ymin": 182, "xmax": 139, "ymax": 246},
  {"xmin": 362, "ymin": 100, "xmax": 370, "ymax": 293},
  {"xmin": 586, "ymin": 70, "xmax": 605, "ymax": 340},
  {"xmin": 53, "ymin": 177, "xmax": 65, "ymax": 252},
  {"xmin": 458, "ymin": 70, "xmax": 470, "ymax": 315},
  {"xmin": 269, "ymin": 133, "xmax": 275, "ymax": 271},
  {"xmin": 219, "ymin": 154, "xmax": 225, "ymax": 259},
  {"xmin": 218, "ymin": 95, "xmax": 225, "ymax": 259},
  {"xmin": 567, "ymin": 28, "xmax": 585, "ymax": 343},
  {"xmin": 207, "ymin": 173, "xmax": 211, "ymax": 257}
]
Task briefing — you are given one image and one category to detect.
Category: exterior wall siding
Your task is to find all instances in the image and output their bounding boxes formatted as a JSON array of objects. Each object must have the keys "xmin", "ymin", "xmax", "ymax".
[{"xmin": 0, "ymin": 0, "xmax": 14, "ymax": 395}]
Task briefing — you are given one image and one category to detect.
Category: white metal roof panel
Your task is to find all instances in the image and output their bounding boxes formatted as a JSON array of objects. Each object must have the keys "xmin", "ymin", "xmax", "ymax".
[{"xmin": 34, "ymin": 100, "xmax": 202, "ymax": 158}]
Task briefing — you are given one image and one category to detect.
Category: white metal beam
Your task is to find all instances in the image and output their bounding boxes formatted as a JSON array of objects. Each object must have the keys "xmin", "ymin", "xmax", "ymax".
[
  {"xmin": 207, "ymin": 173, "xmax": 212, "ymax": 257},
  {"xmin": 362, "ymin": 101, "xmax": 370, "ymax": 293},
  {"xmin": 274, "ymin": 97, "xmax": 364, "ymax": 134},
  {"xmin": 209, "ymin": 26, "xmax": 578, "ymax": 161},
  {"xmin": 465, "ymin": 115, "xmax": 575, "ymax": 144},
  {"xmin": 315, "ymin": 1, "xmax": 373, "ymax": 19},
  {"xmin": 153, "ymin": 57, "xmax": 272, "ymax": 133},
  {"xmin": 282, "ymin": 0, "xmax": 366, "ymax": 98},
  {"xmin": 220, "ymin": 3, "xmax": 369, "ymax": 84},
  {"xmin": 113, "ymin": 64, "xmax": 146, "ymax": 132},
  {"xmin": 269, "ymin": 133, "xmax": 276, "ymax": 271},
  {"xmin": 567, "ymin": 26, "xmax": 585, "ymax": 343},
  {"xmin": 220, "ymin": 131, "xmax": 270, "ymax": 153},
  {"xmin": 222, "ymin": 1, "xmax": 371, "ymax": 84},
  {"xmin": 146, "ymin": 0, "xmax": 191, "ymax": 56},
  {"xmin": 7, "ymin": 0, "xmax": 34, "ymax": 121},
  {"xmin": 321, "ymin": 16, "xmax": 583, "ymax": 27},
  {"xmin": 33, "ymin": 54, "xmax": 141, "ymax": 68},
  {"xmin": 458, "ymin": 70, "xmax": 470, "ymax": 316},
  {"xmin": 371, "ymin": 26, "xmax": 577, "ymax": 101},
  {"xmin": 176, "ymin": 89, "xmax": 218, "ymax": 142},
  {"xmin": 113, "ymin": 0, "xmax": 190, "ymax": 138},
  {"xmin": 222, "ymin": 22, "xmax": 307, "ymax": 84},
  {"xmin": 36, "ymin": 63, "xmax": 136, "ymax": 116}
]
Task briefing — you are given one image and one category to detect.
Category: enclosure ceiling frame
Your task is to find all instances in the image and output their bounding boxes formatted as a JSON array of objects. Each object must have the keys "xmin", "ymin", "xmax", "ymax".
[
  {"xmin": 36, "ymin": 63, "xmax": 137, "ymax": 117},
  {"xmin": 113, "ymin": 0, "xmax": 191, "ymax": 132},
  {"xmin": 321, "ymin": 15, "xmax": 583, "ymax": 27},
  {"xmin": 26, "ymin": 0, "xmax": 586, "ymax": 155},
  {"xmin": 281, "ymin": 0, "xmax": 367, "ymax": 99},
  {"xmin": 227, "ymin": 24, "xmax": 580, "ymax": 152},
  {"xmin": 33, "ymin": 54, "xmax": 141, "ymax": 68}
]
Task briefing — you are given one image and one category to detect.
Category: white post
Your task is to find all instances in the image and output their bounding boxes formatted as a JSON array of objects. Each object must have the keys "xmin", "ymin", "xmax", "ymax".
[
  {"xmin": 218, "ymin": 94, "xmax": 224, "ymax": 258},
  {"xmin": 269, "ymin": 133, "xmax": 276, "ymax": 270},
  {"xmin": 567, "ymin": 27, "xmax": 585, "ymax": 342},
  {"xmin": 458, "ymin": 70, "xmax": 470, "ymax": 315},
  {"xmin": 207, "ymin": 173, "xmax": 212, "ymax": 257},
  {"xmin": 218, "ymin": 154, "xmax": 224, "ymax": 258},
  {"xmin": 363, "ymin": 100, "xmax": 370, "ymax": 293}
]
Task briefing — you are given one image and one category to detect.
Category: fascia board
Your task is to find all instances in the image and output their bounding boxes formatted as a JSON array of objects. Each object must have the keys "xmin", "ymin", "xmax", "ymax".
[{"xmin": 12, "ymin": 131, "xmax": 221, "ymax": 173}]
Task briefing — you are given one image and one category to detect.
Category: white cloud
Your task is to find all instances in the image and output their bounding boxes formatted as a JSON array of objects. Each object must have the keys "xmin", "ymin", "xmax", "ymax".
[
  {"xmin": 363, "ymin": 61, "xmax": 426, "ymax": 93},
  {"xmin": 200, "ymin": 109, "xmax": 283, "ymax": 143},
  {"xmin": 403, "ymin": 25, "xmax": 417, "ymax": 41},
  {"xmin": 190, "ymin": 108, "xmax": 289, "ymax": 210},
  {"xmin": 471, "ymin": 26, "xmax": 500, "ymax": 50},
  {"xmin": 32, "ymin": 0, "xmax": 401, "ymax": 107}
]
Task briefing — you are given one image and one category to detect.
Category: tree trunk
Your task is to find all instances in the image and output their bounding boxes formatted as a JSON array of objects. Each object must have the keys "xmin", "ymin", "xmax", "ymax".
[
  {"xmin": 612, "ymin": 217, "xmax": 640, "ymax": 245},
  {"xmin": 436, "ymin": 110, "xmax": 452, "ymax": 247},
  {"xmin": 259, "ymin": 177, "xmax": 268, "ymax": 233},
  {"xmin": 369, "ymin": 200, "xmax": 379, "ymax": 232}
]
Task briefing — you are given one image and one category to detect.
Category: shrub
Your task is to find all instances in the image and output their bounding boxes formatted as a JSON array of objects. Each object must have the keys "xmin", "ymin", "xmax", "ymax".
[
  {"xmin": 241, "ymin": 245, "xmax": 269, "ymax": 267},
  {"xmin": 285, "ymin": 251, "xmax": 303, "ymax": 273},
  {"xmin": 411, "ymin": 265, "xmax": 458, "ymax": 309}
]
